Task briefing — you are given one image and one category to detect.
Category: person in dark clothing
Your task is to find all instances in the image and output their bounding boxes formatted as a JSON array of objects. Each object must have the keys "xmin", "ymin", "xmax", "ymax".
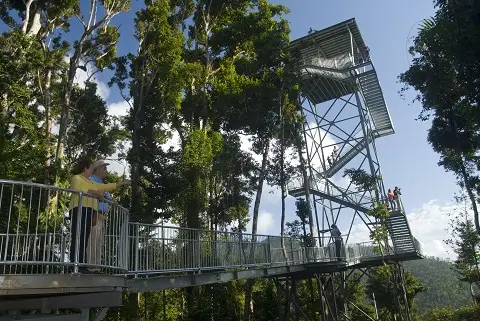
[
  {"xmin": 330, "ymin": 224, "xmax": 343, "ymax": 260},
  {"xmin": 394, "ymin": 186, "xmax": 402, "ymax": 211}
]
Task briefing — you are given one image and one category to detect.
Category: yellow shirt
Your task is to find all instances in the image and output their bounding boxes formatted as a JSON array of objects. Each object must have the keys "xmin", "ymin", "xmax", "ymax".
[{"xmin": 69, "ymin": 174, "xmax": 117, "ymax": 211}]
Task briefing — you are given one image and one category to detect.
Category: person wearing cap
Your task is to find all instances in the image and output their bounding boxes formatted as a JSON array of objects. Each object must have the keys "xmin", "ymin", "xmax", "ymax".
[{"xmin": 86, "ymin": 160, "xmax": 113, "ymax": 269}]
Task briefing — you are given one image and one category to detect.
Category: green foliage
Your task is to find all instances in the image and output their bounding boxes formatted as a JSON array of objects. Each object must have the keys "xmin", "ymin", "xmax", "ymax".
[
  {"xmin": 0, "ymin": 31, "xmax": 47, "ymax": 181},
  {"xmin": 399, "ymin": 0, "xmax": 480, "ymax": 231},
  {"xmin": 343, "ymin": 168, "xmax": 380, "ymax": 193},
  {"xmin": 366, "ymin": 265, "xmax": 426, "ymax": 320},
  {"xmin": 252, "ymin": 280, "xmax": 279, "ymax": 321},
  {"xmin": 65, "ymin": 82, "xmax": 126, "ymax": 166},
  {"xmin": 2, "ymin": 1, "xmax": 468, "ymax": 320},
  {"xmin": 405, "ymin": 257, "xmax": 473, "ymax": 312},
  {"xmin": 182, "ymin": 129, "xmax": 223, "ymax": 174},
  {"xmin": 419, "ymin": 305, "xmax": 480, "ymax": 321},
  {"xmin": 445, "ymin": 194, "xmax": 480, "ymax": 303}
]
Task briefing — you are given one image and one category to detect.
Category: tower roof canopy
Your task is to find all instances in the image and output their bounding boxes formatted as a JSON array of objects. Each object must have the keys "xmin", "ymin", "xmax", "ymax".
[{"xmin": 288, "ymin": 18, "xmax": 367, "ymax": 64}]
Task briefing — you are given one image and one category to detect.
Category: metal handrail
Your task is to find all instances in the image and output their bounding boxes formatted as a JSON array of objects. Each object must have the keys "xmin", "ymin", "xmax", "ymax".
[{"xmin": 0, "ymin": 179, "xmax": 422, "ymax": 276}]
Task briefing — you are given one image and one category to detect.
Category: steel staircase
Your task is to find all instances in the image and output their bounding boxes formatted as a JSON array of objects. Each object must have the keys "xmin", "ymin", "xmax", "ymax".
[
  {"xmin": 324, "ymin": 138, "xmax": 366, "ymax": 178},
  {"xmin": 288, "ymin": 177, "xmax": 374, "ymax": 213},
  {"xmin": 386, "ymin": 210, "xmax": 417, "ymax": 254},
  {"xmin": 357, "ymin": 69, "xmax": 394, "ymax": 138}
]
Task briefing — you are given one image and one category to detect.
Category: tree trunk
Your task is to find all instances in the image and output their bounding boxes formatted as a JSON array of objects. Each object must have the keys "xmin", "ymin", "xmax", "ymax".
[
  {"xmin": 295, "ymin": 123, "xmax": 315, "ymax": 246},
  {"xmin": 243, "ymin": 138, "xmax": 270, "ymax": 321},
  {"xmin": 0, "ymin": 93, "xmax": 6, "ymax": 117},
  {"xmin": 279, "ymin": 101, "xmax": 287, "ymax": 261},
  {"xmin": 459, "ymin": 159, "xmax": 480, "ymax": 233},
  {"xmin": 54, "ymin": 92, "xmax": 70, "ymax": 171},
  {"xmin": 284, "ymin": 279, "xmax": 291, "ymax": 321},
  {"xmin": 251, "ymin": 138, "xmax": 270, "ymax": 242},
  {"xmin": 54, "ymin": 48, "xmax": 82, "ymax": 173},
  {"xmin": 43, "ymin": 69, "xmax": 52, "ymax": 184},
  {"xmin": 126, "ymin": 292, "xmax": 140, "ymax": 321},
  {"xmin": 21, "ymin": 0, "xmax": 34, "ymax": 34},
  {"xmin": 130, "ymin": 51, "xmax": 147, "ymax": 221},
  {"xmin": 27, "ymin": 8, "xmax": 42, "ymax": 37}
]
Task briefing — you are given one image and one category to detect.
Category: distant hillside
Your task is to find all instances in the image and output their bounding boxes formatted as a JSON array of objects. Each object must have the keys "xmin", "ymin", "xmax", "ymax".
[{"xmin": 404, "ymin": 257, "xmax": 473, "ymax": 312}]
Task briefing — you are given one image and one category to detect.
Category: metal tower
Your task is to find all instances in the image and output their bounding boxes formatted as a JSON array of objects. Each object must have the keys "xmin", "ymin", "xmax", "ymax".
[{"xmin": 286, "ymin": 19, "xmax": 420, "ymax": 321}]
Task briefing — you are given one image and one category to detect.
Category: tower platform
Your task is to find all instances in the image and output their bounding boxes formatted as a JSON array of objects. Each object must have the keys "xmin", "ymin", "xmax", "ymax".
[{"xmin": 288, "ymin": 18, "xmax": 394, "ymax": 138}]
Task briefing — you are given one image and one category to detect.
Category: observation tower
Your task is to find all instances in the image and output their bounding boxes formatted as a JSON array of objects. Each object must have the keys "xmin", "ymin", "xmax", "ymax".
[{"xmin": 285, "ymin": 18, "xmax": 422, "ymax": 320}]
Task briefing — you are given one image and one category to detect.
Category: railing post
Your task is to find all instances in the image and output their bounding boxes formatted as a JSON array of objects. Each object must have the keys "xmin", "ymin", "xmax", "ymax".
[
  {"xmin": 134, "ymin": 224, "xmax": 139, "ymax": 277},
  {"xmin": 239, "ymin": 235, "xmax": 243, "ymax": 265},
  {"xmin": 73, "ymin": 193, "xmax": 83, "ymax": 274},
  {"xmin": 196, "ymin": 230, "xmax": 201, "ymax": 269},
  {"xmin": 122, "ymin": 212, "xmax": 129, "ymax": 270},
  {"xmin": 161, "ymin": 226, "xmax": 165, "ymax": 270},
  {"xmin": 289, "ymin": 238, "xmax": 294, "ymax": 264},
  {"xmin": 266, "ymin": 236, "xmax": 271, "ymax": 264}
]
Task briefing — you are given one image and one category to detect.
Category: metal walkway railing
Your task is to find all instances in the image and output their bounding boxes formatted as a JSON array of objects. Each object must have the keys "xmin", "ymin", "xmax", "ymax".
[{"xmin": 0, "ymin": 179, "xmax": 422, "ymax": 278}]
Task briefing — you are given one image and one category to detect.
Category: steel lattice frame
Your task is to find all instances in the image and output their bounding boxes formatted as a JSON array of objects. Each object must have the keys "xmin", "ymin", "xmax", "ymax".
[{"xmin": 299, "ymin": 89, "xmax": 387, "ymax": 246}]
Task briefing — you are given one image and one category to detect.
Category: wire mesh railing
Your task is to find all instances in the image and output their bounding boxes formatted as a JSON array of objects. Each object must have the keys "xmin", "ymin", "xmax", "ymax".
[
  {"xmin": 0, "ymin": 179, "xmax": 129, "ymax": 274},
  {"xmin": 127, "ymin": 222, "xmax": 423, "ymax": 276},
  {"xmin": 128, "ymin": 223, "xmax": 353, "ymax": 275}
]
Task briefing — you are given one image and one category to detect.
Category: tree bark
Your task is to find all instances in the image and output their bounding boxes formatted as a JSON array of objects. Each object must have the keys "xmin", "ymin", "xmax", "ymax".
[
  {"xmin": 54, "ymin": 42, "xmax": 83, "ymax": 172},
  {"xmin": 292, "ymin": 280, "xmax": 300, "ymax": 321},
  {"xmin": 243, "ymin": 138, "xmax": 270, "ymax": 321},
  {"xmin": 43, "ymin": 69, "xmax": 52, "ymax": 184},
  {"xmin": 284, "ymin": 279, "xmax": 291, "ymax": 321},
  {"xmin": 27, "ymin": 8, "xmax": 42, "ymax": 37},
  {"xmin": 279, "ymin": 93, "xmax": 287, "ymax": 261},
  {"xmin": 459, "ymin": 159, "xmax": 480, "ymax": 233},
  {"xmin": 21, "ymin": 0, "xmax": 34, "ymax": 34},
  {"xmin": 251, "ymin": 138, "xmax": 270, "ymax": 242}
]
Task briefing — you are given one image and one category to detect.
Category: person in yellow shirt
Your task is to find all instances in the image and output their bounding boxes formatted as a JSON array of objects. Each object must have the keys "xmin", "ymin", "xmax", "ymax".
[{"xmin": 69, "ymin": 158, "xmax": 129, "ymax": 272}]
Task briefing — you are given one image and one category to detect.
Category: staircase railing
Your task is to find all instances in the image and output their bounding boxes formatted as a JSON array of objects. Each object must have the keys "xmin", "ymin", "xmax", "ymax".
[{"xmin": 287, "ymin": 175, "xmax": 375, "ymax": 208}]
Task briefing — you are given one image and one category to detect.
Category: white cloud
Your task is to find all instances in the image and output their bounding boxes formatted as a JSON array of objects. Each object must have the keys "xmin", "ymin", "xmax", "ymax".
[
  {"xmin": 246, "ymin": 211, "xmax": 276, "ymax": 236},
  {"xmin": 108, "ymin": 100, "xmax": 131, "ymax": 117},
  {"xmin": 160, "ymin": 124, "xmax": 181, "ymax": 153},
  {"xmin": 258, "ymin": 212, "xmax": 275, "ymax": 234},
  {"xmin": 406, "ymin": 200, "xmax": 456, "ymax": 260}
]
